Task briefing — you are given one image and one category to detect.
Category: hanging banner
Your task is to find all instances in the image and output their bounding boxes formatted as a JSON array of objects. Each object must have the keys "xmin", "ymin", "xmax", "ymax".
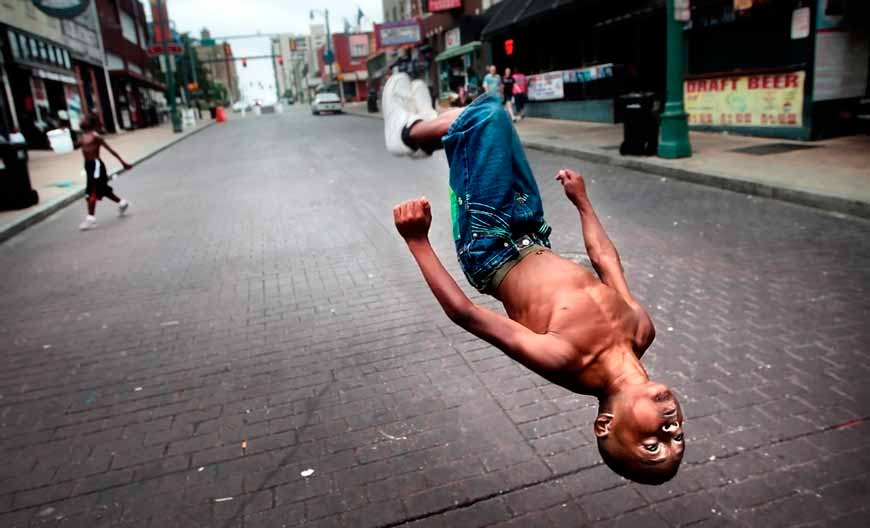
[
  {"xmin": 684, "ymin": 71, "xmax": 805, "ymax": 127},
  {"xmin": 32, "ymin": 0, "xmax": 91, "ymax": 19},
  {"xmin": 528, "ymin": 71, "xmax": 564, "ymax": 101}
]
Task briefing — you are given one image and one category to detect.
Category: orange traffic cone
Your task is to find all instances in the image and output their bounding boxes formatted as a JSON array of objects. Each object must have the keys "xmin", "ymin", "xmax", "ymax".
[{"xmin": 215, "ymin": 106, "xmax": 226, "ymax": 123}]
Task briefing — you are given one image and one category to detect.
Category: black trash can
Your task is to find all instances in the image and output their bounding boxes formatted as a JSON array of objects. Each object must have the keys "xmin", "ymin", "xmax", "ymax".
[
  {"xmin": 367, "ymin": 89, "xmax": 379, "ymax": 113},
  {"xmin": 0, "ymin": 139, "xmax": 38, "ymax": 211},
  {"xmin": 618, "ymin": 92, "xmax": 660, "ymax": 156}
]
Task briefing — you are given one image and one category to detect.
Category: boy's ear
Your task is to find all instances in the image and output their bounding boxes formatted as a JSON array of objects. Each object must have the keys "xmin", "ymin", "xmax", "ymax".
[{"xmin": 594, "ymin": 413, "xmax": 614, "ymax": 438}]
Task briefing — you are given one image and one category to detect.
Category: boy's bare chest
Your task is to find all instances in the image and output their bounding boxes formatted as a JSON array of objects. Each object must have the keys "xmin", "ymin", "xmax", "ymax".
[{"xmin": 500, "ymin": 255, "xmax": 637, "ymax": 353}]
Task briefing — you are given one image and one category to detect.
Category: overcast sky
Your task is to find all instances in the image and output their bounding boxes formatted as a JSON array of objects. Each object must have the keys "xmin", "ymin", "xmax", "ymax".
[{"xmin": 166, "ymin": 0, "xmax": 384, "ymax": 103}]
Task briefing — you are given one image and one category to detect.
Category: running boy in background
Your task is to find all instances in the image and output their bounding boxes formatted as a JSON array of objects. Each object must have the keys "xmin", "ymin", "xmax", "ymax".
[
  {"xmin": 383, "ymin": 73, "xmax": 685, "ymax": 484},
  {"xmin": 76, "ymin": 114, "xmax": 132, "ymax": 231}
]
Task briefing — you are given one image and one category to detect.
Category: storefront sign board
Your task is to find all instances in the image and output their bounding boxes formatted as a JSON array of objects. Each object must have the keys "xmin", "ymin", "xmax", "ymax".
[
  {"xmin": 375, "ymin": 20, "xmax": 422, "ymax": 47},
  {"xmin": 428, "ymin": 0, "xmax": 462, "ymax": 12},
  {"xmin": 528, "ymin": 71, "xmax": 564, "ymax": 101},
  {"xmin": 684, "ymin": 71, "xmax": 805, "ymax": 127}
]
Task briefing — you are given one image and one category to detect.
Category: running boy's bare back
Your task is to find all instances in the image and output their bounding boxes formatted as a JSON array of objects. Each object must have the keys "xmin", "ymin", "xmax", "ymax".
[{"xmin": 384, "ymin": 73, "xmax": 684, "ymax": 484}]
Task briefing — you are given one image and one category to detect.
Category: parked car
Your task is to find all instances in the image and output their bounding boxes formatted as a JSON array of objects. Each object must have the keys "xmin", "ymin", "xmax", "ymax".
[{"xmin": 311, "ymin": 93, "xmax": 342, "ymax": 115}]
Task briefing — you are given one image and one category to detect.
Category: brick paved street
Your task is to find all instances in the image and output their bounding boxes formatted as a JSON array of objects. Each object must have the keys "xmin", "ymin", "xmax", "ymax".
[{"xmin": 1, "ymin": 107, "xmax": 868, "ymax": 527}]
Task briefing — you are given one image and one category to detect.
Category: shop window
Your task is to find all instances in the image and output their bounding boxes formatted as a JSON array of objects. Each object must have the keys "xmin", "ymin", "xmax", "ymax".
[
  {"xmin": 120, "ymin": 11, "xmax": 138, "ymax": 45},
  {"xmin": 107, "ymin": 52, "xmax": 124, "ymax": 71},
  {"xmin": 8, "ymin": 30, "xmax": 20, "ymax": 59},
  {"xmin": 18, "ymin": 34, "xmax": 29, "ymax": 59}
]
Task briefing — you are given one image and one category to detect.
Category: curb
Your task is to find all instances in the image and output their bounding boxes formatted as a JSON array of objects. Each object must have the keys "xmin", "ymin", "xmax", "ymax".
[
  {"xmin": 522, "ymin": 141, "xmax": 870, "ymax": 220},
  {"xmin": 345, "ymin": 109, "xmax": 868, "ymax": 219},
  {"xmin": 0, "ymin": 121, "xmax": 217, "ymax": 245}
]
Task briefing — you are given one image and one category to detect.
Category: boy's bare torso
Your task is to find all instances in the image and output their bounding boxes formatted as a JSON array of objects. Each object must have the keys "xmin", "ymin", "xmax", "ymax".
[
  {"xmin": 79, "ymin": 132, "xmax": 102, "ymax": 161},
  {"xmin": 496, "ymin": 250, "xmax": 643, "ymax": 392}
]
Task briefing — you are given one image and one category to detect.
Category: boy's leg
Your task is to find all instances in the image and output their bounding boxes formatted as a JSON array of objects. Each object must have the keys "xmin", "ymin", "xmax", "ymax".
[
  {"xmin": 404, "ymin": 109, "xmax": 462, "ymax": 153},
  {"xmin": 441, "ymin": 94, "xmax": 532, "ymax": 291}
]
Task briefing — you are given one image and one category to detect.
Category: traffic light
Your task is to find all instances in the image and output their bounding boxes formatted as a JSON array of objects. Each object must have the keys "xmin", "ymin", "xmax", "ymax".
[
  {"xmin": 242, "ymin": 58, "xmax": 247, "ymax": 68},
  {"xmin": 278, "ymin": 56, "xmax": 284, "ymax": 66}
]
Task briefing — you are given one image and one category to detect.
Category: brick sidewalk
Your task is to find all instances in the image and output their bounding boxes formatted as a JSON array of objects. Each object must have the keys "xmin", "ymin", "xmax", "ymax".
[
  {"xmin": 0, "ymin": 119, "xmax": 214, "ymax": 243},
  {"xmin": 344, "ymin": 102, "xmax": 870, "ymax": 218}
]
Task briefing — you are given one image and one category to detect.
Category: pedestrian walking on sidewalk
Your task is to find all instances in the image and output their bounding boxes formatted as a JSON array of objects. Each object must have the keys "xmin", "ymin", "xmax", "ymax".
[
  {"xmin": 483, "ymin": 65, "xmax": 502, "ymax": 96},
  {"xmin": 76, "ymin": 114, "xmax": 133, "ymax": 231},
  {"xmin": 512, "ymin": 70, "xmax": 528, "ymax": 121},
  {"xmin": 383, "ymin": 73, "xmax": 684, "ymax": 485}
]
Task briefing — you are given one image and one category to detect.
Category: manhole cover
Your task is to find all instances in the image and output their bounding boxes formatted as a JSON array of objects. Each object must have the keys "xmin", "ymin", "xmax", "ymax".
[{"xmin": 730, "ymin": 143, "xmax": 819, "ymax": 156}]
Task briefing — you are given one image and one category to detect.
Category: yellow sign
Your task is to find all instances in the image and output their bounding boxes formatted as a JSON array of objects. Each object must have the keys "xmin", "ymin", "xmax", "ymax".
[{"xmin": 684, "ymin": 71, "xmax": 805, "ymax": 128}]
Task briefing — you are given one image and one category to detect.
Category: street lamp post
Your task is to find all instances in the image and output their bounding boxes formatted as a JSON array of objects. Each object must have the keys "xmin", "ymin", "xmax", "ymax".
[{"xmin": 658, "ymin": 0, "xmax": 692, "ymax": 159}]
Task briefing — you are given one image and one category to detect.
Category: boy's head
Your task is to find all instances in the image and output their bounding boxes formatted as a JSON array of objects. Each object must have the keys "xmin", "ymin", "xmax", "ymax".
[
  {"xmin": 80, "ymin": 113, "xmax": 99, "ymax": 132},
  {"xmin": 595, "ymin": 382, "xmax": 684, "ymax": 485}
]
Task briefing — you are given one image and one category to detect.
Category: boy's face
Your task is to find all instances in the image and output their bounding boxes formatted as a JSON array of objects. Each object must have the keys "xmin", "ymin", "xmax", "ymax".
[{"xmin": 596, "ymin": 382, "xmax": 685, "ymax": 483}]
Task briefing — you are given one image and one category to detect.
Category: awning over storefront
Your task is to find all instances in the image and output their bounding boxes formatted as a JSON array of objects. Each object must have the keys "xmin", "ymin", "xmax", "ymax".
[
  {"xmin": 435, "ymin": 41, "xmax": 481, "ymax": 62},
  {"xmin": 482, "ymin": 0, "xmax": 661, "ymax": 38}
]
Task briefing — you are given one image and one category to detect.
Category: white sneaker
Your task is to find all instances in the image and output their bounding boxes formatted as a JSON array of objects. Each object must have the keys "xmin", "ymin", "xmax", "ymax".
[
  {"xmin": 78, "ymin": 215, "xmax": 97, "ymax": 231},
  {"xmin": 410, "ymin": 80, "xmax": 437, "ymax": 120},
  {"xmin": 383, "ymin": 73, "xmax": 420, "ymax": 157},
  {"xmin": 119, "ymin": 199, "xmax": 130, "ymax": 216}
]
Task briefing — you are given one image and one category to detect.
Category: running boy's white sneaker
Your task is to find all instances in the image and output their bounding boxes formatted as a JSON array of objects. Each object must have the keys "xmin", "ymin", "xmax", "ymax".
[
  {"xmin": 410, "ymin": 80, "xmax": 437, "ymax": 120},
  {"xmin": 78, "ymin": 215, "xmax": 97, "ymax": 231},
  {"xmin": 383, "ymin": 73, "xmax": 422, "ymax": 157},
  {"xmin": 119, "ymin": 199, "xmax": 130, "ymax": 216}
]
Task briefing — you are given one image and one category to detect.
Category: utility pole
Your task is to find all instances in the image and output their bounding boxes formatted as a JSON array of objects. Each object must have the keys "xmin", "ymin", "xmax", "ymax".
[
  {"xmin": 658, "ymin": 0, "xmax": 692, "ymax": 159},
  {"xmin": 310, "ymin": 9, "xmax": 333, "ymax": 88},
  {"xmin": 156, "ymin": 0, "xmax": 181, "ymax": 133}
]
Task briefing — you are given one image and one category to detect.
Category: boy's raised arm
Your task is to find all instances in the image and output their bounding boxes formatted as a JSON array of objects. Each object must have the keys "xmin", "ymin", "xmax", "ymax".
[
  {"xmin": 394, "ymin": 198, "xmax": 573, "ymax": 373},
  {"xmin": 99, "ymin": 136, "xmax": 133, "ymax": 170}
]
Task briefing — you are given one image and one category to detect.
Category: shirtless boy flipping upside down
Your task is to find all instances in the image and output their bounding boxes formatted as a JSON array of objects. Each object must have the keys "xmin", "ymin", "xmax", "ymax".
[{"xmin": 384, "ymin": 73, "xmax": 685, "ymax": 484}]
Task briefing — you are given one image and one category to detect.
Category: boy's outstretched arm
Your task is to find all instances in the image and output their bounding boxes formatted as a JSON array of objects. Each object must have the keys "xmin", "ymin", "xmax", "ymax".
[
  {"xmin": 393, "ymin": 198, "xmax": 573, "ymax": 373},
  {"xmin": 99, "ymin": 137, "xmax": 133, "ymax": 170},
  {"xmin": 555, "ymin": 169, "xmax": 655, "ymax": 355}
]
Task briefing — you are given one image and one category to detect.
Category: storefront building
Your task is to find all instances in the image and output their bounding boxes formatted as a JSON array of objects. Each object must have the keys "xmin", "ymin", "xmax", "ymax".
[
  {"xmin": 59, "ymin": 2, "xmax": 113, "ymax": 134},
  {"xmin": 483, "ymin": 0, "xmax": 665, "ymax": 124},
  {"xmin": 0, "ymin": 1, "xmax": 89, "ymax": 145},
  {"xmin": 96, "ymin": 0, "xmax": 165, "ymax": 130},
  {"xmin": 483, "ymin": 0, "xmax": 869, "ymax": 140},
  {"xmin": 685, "ymin": 0, "xmax": 868, "ymax": 140},
  {"xmin": 378, "ymin": 1, "xmax": 489, "ymax": 104},
  {"xmin": 327, "ymin": 32, "xmax": 376, "ymax": 102}
]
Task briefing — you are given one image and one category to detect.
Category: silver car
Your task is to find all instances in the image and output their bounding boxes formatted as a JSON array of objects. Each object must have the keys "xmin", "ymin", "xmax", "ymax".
[{"xmin": 311, "ymin": 92, "xmax": 342, "ymax": 115}]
